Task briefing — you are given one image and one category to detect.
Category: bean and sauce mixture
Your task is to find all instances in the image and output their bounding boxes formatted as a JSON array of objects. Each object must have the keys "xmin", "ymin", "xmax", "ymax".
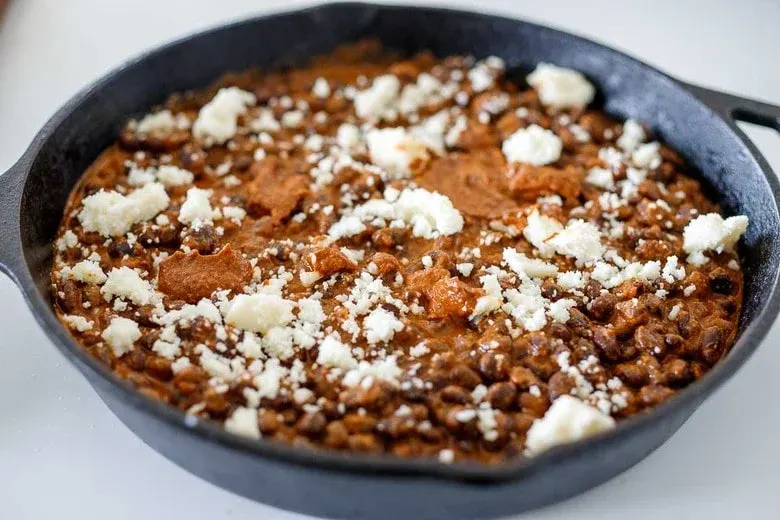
[{"xmin": 51, "ymin": 41, "xmax": 748, "ymax": 463}]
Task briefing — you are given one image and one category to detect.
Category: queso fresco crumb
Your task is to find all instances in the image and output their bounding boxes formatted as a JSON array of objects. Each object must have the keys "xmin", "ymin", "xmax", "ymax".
[{"xmin": 51, "ymin": 40, "xmax": 747, "ymax": 464}]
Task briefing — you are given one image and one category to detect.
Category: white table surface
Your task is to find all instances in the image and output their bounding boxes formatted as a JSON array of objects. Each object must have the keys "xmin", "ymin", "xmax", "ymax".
[{"xmin": 2, "ymin": 1, "xmax": 779, "ymax": 518}]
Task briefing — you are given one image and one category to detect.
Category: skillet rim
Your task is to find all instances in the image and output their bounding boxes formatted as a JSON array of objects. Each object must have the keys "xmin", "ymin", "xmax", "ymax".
[{"xmin": 7, "ymin": 1, "xmax": 780, "ymax": 482}]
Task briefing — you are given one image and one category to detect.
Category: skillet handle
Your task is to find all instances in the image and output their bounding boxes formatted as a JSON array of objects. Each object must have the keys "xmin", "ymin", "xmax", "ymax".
[
  {"xmin": 0, "ymin": 159, "xmax": 25, "ymax": 285},
  {"xmin": 686, "ymin": 83, "xmax": 780, "ymax": 131}
]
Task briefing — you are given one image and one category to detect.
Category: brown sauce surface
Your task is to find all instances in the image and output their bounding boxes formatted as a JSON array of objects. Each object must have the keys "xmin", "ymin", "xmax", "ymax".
[{"xmin": 50, "ymin": 41, "xmax": 745, "ymax": 464}]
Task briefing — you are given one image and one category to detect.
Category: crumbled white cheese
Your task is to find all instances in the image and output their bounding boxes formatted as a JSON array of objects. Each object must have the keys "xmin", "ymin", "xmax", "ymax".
[
  {"xmin": 64, "ymin": 315, "xmax": 94, "ymax": 332},
  {"xmin": 411, "ymin": 110, "xmax": 450, "ymax": 154},
  {"xmin": 157, "ymin": 298, "xmax": 222, "ymax": 326},
  {"xmin": 62, "ymin": 259, "xmax": 107, "ymax": 284},
  {"xmin": 78, "ymin": 183, "xmax": 170, "ymax": 236},
  {"xmin": 337, "ymin": 123, "xmax": 362, "ymax": 150},
  {"xmin": 250, "ymin": 108, "xmax": 281, "ymax": 133},
  {"xmin": 152, "ymin": 325, "xmax": 182, "ymax": 359},
  {"xmin": 661, "ymin": 256, "xmax": 686, "ymax": 284},
  {"xmin": 262, "ymin": 327, "xmax": 295, "ymax": 360},
  {"xmin": 397, "ymin": 73, "xmax": 447, "ymax": 115},
  {"xmin": 281, "ymin": 110, "xmax": 304, "ymax": 129},
  {"xmin": 222, "ymin": 205, "xmax": 247, "ymax": 224},
  {"xmin": 392, "ymin": 188, "xmax": 464, "ymax": 239},
  {"xmin": 251, "ymin": 358, "xmax": 287, "ymax": 400},
  {"xmin": 342, "ymin": 356, "xmax": 402, "ymax": 387},
  {"xmin": 312, "ymin": 77, "xmax": 331, "ymax": 99},
  {"xmin": 472, "ymin": 385, "xmax": 489, "ymax": 404},
  {"xmin": 194, "ymin": 345, "xmax": 241, "ymax": 381},
  {"xmin": 215, "ymin": 160, "xmax": 233, "ymax": 176},
  {"xmin": 569, "ymin": 124, "xmax": 591, "ymax": 143},
  {"xmin": 599, "ymin": 146, "xmax": 624, "ymax": 170},
  {"xmin": 226, "ymin": 293, "xmax": 295, "ymax": 334},
  {"xmin": 135, "ymin": 110, "xmax": 176, "ymax": 135},
  {"xmin": 526, "ymin": 63, "xmax": 595, "ymax": 109},
  {"xmin": 454, "ymin": 409, "xmax": 477, "ymax": 423},
  {"xmin": 409, "ymin": 342, "xmax": 430, "ymax": 357},
  {"xmin": 445, "ymin": 114, "xmax": 468, "ymax": 148},
  {"xmin": 525, "ymin": 395, "xmax": 615, "ymax": 455},
  {"xmin": 523, "ymin": 211, "xmax": 563, "ymax": 258},
  {"xmin": 471, "ymin": 274, "xmax": 503, "ymax": 321},
  {"xmin": 234, "ymin": 331, "xmax": 263, "ymax": 359},
  {"xmin": 548, "ymin": 220, "xmax": 605, "ymax": 264},
  {"xmin": 348, "ymin": 72, "xmax": 446, "ymax": 123},
  {"xmin": 591, "ymin": 262, "xmax": 618, "ymax": 286},
  {"xmin": 101, "ymin": 267, "xmax": 154, "ymax": 305},
  {"xmin": 468, "ymin": 56, "xmax": 504, "ymax": 93},
  {"xmin": 224, "ymin": 407, "xmax": 260, "ymax": 439},
  {"xmin": 299, "ymin": 270, "xmax": 322, "ymax": 287},
  {"xmin": 135, "ymin": 110, "xmax": 188, "ymax": 134},
  {"xmin": 127, "ymin": 166, "xmax": 156, "ymax": 186},
  {"xmin": 438, "ymin": 449, "xmax": 455, "ymax": 463},
  {"xmin": 686, "ymin": 251, "xmax": 708, "ymax": 268},
  {"xmin": 304, "ymin": 134, "xmax": 325, "ymax": 152},
  {"xmin": 536, "ymin": 195, "xmax": 563, "ymax": 206},
  {"xmin": 547, "ymin": 298, "xmax": 577, "ymax": 323},
  {"xmin": 330, "ymin": 187, "xmax": 464, "ymax": 241},
  {"xmin": 364, "ymin": 307, "xmax": 404, "ymax": 344},
  {"xmin": 502, "ymin": 279, "xmax": 548, "ymax": 332},
  {"xmin": 316, "ymin": 335, "xmax": 357, "ymax": 370},
  {"xmin": 503, "ymin": 248, "xmax": 558, "ymax": 278},
  {"xmin": 616, "ymin": 119, "xmax": 645, "ymax": 152},
  {"xmin": 557, "ymin": 270, "xmax": 586, "ymax": 290},
  {"xmin": 298, "ymin": 297, "xmax": 326, "ymax": 331},
  {"xmin": 101, "ymin": 317, "xmax": 141, "ymax": 357},
  {"xmin": 683, "ymin": 213, "xmax": 749, "ymax": 262},
  {"xmin": 193, "ymin": 87, "xmax": 256, "ymax": 145},
  {"xmin": 476, "ymin": 407, "xmax": 499, "ymax": 441},
  {"xmin": 171, "ymin": 357, "xmax": 191, "ymax": 374},
  {"xmin": 456, "ymin": 263, "xmax": 474, "ymax": 277},
  {"xmin": 56, "ymin": 230, "xmax": 79, "ymax": 251},
  {"xmin": 157, "ymin": 165, "xmax": 194, "ymax": 186},
  {"xmin": 632, "ymin": 142, "xmax": 661, "ymax": 169},
  {"xmin": 293, "ymin": 388, "xmax": 314, "ymax": 405},
  {"xmin": 366, "ymin": 127, "xmax": 429, "ymax": 179},
  {"xmin": 502, "ymin": 124, "xmax": 562, "ymax": 166},
  {"xmin": 327, "ymin": 216, "xmax": 367, "ymax": 241},
  {"xmin": 178, "ymin": 187, "xmax": 213, "ymax": 225},
  {"xmin": 590, "ymin": 258, "xmax": 663, "ymax": 289},
  {"xmin": 585, "ymin": 167, "xmax": 614, "ymax": 189},
  {"xmin": 354, "ymin": 75, "xmax": 401, "ymax": 120}
]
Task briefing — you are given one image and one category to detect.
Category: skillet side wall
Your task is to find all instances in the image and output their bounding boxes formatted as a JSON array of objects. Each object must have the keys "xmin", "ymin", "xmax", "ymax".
[{"xmin": 12, "ymin": 4, "xmax": 780, "ymax": 519}]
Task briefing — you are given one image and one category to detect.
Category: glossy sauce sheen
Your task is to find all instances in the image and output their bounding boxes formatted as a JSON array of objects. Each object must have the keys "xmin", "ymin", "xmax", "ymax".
[{"xmin": 51, "ymin": 42, "xmax": 744, "ymax": 463}]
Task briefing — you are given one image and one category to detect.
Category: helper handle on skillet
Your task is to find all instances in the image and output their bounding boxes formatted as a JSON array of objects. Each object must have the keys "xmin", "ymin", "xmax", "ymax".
[
  {"xmin": 0, "ymin": 160, "xmax": 24, "ymax": 284},
  {"xmin": 687, "ymin": 83, "xmax": 780, "ymax": 132}
]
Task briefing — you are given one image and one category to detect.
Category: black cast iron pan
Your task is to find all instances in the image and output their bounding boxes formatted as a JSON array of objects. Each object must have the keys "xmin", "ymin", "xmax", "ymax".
[{"xmin": 1, "ymin": 3, "xmax": 780, "ymax": 519}]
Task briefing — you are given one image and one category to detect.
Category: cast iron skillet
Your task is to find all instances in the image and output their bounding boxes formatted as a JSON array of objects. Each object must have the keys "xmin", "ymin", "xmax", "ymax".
[{"xmin": 1, "ymin": 3, "xmax": 780, "ymax": 519}]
